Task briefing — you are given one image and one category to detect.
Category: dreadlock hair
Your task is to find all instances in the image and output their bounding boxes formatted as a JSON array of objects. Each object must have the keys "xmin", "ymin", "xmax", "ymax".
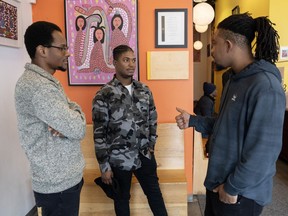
[
  {"xmin": 113, "ymin": 45, "xmax": 134, "ymax": 61},
  {"xmin": 217, "ymin": 12, "xmax": 279, "ymax": 64}
]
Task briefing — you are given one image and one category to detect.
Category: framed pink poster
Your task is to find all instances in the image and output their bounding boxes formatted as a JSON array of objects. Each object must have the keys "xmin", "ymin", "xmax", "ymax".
[{"xmin": 65, "ymin": 0, "xmax": 138, "ymax": 85}]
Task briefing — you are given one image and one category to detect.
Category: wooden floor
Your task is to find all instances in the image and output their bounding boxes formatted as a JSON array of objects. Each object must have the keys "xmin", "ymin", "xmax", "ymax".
[
  {"xmin": 80, "ymin": 181, "xmax": 187, "ymax": 216},
  {"xmin": 79, "ymin": 124, "xmax": 187, "ymax": 216},
  {"xmin": 188, "ymin": 159, "xmax": 288, "ymax": 216},
  {"xmin": 36, "ymin": 124, "xmax": 288, "ymax": 216}
]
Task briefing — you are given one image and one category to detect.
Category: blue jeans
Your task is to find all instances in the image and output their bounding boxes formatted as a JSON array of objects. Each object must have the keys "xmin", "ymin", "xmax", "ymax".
[
  {"xmin": 112, "ymin": 153, "xmax": 168, "ymax": 216},
  {"xmin": 34, "ymin": 178, "xmax": 84, "ymax": 216},
  {"xmin": 205, "ymin": 189, "xmax": 263, "ymax": 216}
]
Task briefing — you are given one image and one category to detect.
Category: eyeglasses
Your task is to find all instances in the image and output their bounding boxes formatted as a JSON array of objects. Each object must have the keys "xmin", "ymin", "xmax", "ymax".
[{"xmin": 44, "ymin": 45, "xmax": 69, "ymax": 52}]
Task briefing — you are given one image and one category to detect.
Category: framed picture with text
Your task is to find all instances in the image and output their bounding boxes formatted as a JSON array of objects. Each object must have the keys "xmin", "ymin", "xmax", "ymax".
[
  {"xmin": 155, "ymin": 8, "xmax": 187, "ymax": 48},
  {"xmin": 65, "ymin": 0, "xmax": 138, "ymax": 85}
]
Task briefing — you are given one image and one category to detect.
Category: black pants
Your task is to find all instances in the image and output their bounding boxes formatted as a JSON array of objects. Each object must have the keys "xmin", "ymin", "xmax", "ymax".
[
  {"xmin": 112, "ymin": 154, "xmax": 168, "ymax": 216},
  {"xmin": 34, "ymin": 178, "xmax": 84, "ymax": 216},
  {"xmin": 205, "ymin": 189, "xmax": 263, "ymax": 216}
]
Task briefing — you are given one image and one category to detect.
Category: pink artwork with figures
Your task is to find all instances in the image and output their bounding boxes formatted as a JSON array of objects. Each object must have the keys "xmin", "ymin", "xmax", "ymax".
[{"xmin": 65, "ymin": 0, "xmax": 138, "ymax": 85}]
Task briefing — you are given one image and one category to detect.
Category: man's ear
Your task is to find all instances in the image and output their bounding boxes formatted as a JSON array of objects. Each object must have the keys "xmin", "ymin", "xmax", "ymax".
[
  {"xmin": 35, "ymin": 45, "xmax": 47, "ymax": 57},
  {"xmin": 113, "ymin": 60, "xmax": 117, "ymax": 67},
  {"xmin": 225, "ymin": 40, "xmax": 233, "ymax": 53}
]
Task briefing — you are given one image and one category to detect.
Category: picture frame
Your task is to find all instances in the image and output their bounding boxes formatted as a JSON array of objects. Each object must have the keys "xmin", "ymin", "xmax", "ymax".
[
  {"xmin": 232, "ymin": 6, "xmax": 240, "ymax": 15},
  {"xmin": 0, "ymin": 0, "xmax": 22, "ymax": 48},
  {"xmin": 155, "ymin": 8, "xmax": 187, "ymax": 48},
  {"xmin": 279, "ymin": 46, "xmax": 288, "ymax": 61},
  {"xmin": 65, "ymin": 0, "xmax": 138, "ymax": 85}
]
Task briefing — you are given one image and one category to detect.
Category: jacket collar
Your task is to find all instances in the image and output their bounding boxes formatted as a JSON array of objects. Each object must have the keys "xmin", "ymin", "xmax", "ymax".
[{"xmin": 25, "ymin": 63, "xmax": 60, "ymax": 85}]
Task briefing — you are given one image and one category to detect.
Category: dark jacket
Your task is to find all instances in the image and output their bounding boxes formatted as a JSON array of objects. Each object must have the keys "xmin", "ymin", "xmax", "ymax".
[
  {"xmin": 194, "ymin": 95, "xmax": 215, "ymax": 139},
  {"xmin": 194, "ymin": 95, "xmax": 215, "ymax": 117},
  {"xmin": 189, "ymin": 60, "xmax": 285, "ymax": 206}
]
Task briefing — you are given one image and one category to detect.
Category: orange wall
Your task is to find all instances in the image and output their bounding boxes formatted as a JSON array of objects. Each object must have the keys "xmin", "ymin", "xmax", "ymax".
[{"xmin": 32, "ymin": 0, "xmax": 194, "ymax": 195}]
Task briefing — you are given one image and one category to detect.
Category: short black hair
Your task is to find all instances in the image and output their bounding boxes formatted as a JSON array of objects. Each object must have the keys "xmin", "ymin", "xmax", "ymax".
[
  {"xmin": 24, "ymin": 21, "xmax": 62, "ymax": 59},
  {"xmin": 113, "ymin": 45, "xmax": 134, "ymax": 61},
  {"xmin": 217, "ymin": 12, "xmax": 279, "ymax": 64}
]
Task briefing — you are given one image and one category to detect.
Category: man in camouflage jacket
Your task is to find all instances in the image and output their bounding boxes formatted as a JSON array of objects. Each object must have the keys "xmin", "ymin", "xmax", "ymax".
[{"xmin": 92, "ymin": 45, "xmax": 167, "ymax": 216}]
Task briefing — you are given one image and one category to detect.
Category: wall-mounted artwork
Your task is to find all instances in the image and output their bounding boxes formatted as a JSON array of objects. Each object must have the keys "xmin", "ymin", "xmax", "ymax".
[
  {"xmin": 155, "ymin": 9, "xmax": 187, "ymax": 48},
  {"xmin": 232, "ymin": 5, "xmax": 240, "ymax": 15},
  {"xmin": 0, "ymin": 0, "xmax": 21, "ymax": 48},
  {"xmin": 147, "ymin": 51, "xmax": 189, "ymax": 80},
  {"xmin": 279, "ymin": 46, "xmax": 288, "ymax": 61},
  {"xmin": 65, "ymin": 0, "xmax": 138, "ymax": 85}
]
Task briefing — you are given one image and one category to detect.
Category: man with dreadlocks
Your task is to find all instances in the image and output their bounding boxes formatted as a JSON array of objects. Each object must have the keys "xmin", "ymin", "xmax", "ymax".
[{"xmin": 176, "ymin": 13, "xmax": 285, "ymax": 216}]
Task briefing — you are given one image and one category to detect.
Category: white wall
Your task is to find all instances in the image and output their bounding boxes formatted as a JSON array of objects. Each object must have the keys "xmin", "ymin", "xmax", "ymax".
[
  {"xmin": 193, "ymin": 25, "xmax": 214, "ymax": 101},
  {"xmin": 0, "ymin": 1, "xmax": 35, "ymax": 215},
  {"xmin": 193, "ymin": 28, "xmax": 209, "ymax": 101}
]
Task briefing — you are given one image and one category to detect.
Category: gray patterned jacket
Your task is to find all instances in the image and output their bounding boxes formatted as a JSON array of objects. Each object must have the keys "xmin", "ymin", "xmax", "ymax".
[
  {"xmin": 15, "ymin": 63, "xmax": 86, "ymax": 193},
  {"xmin": 92, "ymin": 76, "xmax": 157, "ymax": 172}
]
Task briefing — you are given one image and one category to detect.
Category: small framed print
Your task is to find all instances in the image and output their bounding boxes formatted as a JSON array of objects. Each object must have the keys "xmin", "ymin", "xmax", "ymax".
[
  {"xmin": 279, "ymin": 46, "xmax": 288, "ymax": 61},
  {"xmin": 155, "ymin": 9, "xmax": 187, "ymax": 48}
]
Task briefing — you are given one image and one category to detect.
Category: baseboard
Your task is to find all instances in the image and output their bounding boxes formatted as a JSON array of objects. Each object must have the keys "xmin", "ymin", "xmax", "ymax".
[
  {"xmin": 187, "ymin": 194, "xmax": 194, "ymax": 202},
  {"xmin": 26, "ymin": 206, "xmax": 37, "ymax": 216}
]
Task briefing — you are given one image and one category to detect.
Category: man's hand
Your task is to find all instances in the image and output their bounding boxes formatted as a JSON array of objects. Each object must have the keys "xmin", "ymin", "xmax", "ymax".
[
  {"xmin": 48, "ymin": 126, "xmax": 65, "ymax": 137},
  {"xmin": 175, "ymin": 107, "xmax": 191, "ymax": 129},
  {"xmin": 101, "ymin": 170, "xmax": 113, "ymax": 185},
  {"xmin": 148, "ymin": 147, "xmax": 154, "ymax": 153},
  {"xmin": 213, "ymin": 184, "xmax": 238, "ymax": 204}
]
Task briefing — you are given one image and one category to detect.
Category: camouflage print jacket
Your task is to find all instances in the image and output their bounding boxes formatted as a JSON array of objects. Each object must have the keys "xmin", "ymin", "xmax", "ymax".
[{"xmin": 92, "ymin": 77, "xmax": 157, "ymax": 173}]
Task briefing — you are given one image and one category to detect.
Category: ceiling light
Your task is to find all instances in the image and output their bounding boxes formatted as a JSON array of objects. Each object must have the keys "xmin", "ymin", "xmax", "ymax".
[
  {"xmin": 194, "ymin": 41, "xmax": 203, "ymax": 50},
  {"xmin": 195, "ymin": 24, "xmax": 208, "ymax": 33},
  {"xmin": 193, "ymin": 2, "xmax": 215, "ymax": 25}
]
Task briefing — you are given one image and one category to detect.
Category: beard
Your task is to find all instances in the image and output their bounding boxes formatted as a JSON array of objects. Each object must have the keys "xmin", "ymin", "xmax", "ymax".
[
  {"xmin": 214, "ymin": 62, "xmax": 227, "ymax": 71},
  {"xmin": 57, "ymin": 66, "xmax": 67, "ymax": 71}
]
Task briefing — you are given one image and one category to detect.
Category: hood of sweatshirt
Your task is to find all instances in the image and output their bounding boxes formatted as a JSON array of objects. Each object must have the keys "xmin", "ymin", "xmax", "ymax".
[{"xmin": 231, "ymin": 59, "xmax": 282, "ymax": 83}]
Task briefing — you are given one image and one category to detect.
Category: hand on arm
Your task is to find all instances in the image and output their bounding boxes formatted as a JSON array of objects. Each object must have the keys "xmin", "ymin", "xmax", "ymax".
[
  {"xmin": 33, "ymin": 87, "xmax": 86, "ymax": 140},
  {"xmin": 48, "ymin": 126, "xmax": 65, "ymax": 138},
  {"xmin": 175, "ymin": 107, "xmax": 192, "ymax": 129}
]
